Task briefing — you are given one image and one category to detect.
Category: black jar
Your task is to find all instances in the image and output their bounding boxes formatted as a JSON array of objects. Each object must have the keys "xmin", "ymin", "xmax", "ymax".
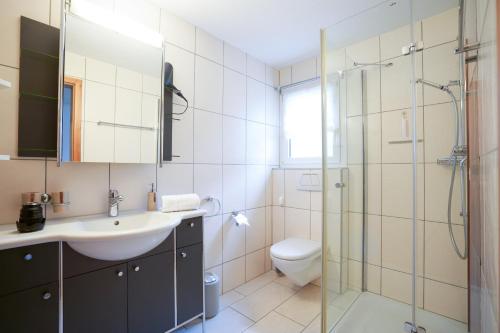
[{"xmin": 16, "ymin": 202, "xmax": 45, "ymax": 233}]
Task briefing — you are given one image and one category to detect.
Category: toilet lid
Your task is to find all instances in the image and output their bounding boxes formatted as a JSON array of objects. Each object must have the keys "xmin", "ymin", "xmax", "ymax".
[{"xmin": 271, "ymin": 238, "xmax": 321, "ymax": 261}]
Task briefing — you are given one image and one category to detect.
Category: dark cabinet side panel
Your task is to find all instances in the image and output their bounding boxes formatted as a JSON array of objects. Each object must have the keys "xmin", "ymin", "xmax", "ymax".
[
  {"xmin": 128, "ymin": 251, "xmax": 175, "ymax": 333},
  {"xmin": 64, "ymin": 264, "xmax": 127, "ymax": 333},
  {"xmin": 176, "ymin": 243, "xmax": 203, "ymax": 324},
  {"xmin": 0, "ymin": 282, "xmax": 59, "ymax": 333}
]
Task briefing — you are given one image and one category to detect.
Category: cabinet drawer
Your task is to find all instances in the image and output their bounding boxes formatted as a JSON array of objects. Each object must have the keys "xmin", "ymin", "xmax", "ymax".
[
  {"xmin": 0, "ymin": 242, "xmax": 59, "ymax": 296},
  {"xmin": 176, "ymin": 217, "xmax": 203, "ymax": 248},
  {"xmin": 0, "ymin": 282, "xmax": 59, "ymax": 333}
]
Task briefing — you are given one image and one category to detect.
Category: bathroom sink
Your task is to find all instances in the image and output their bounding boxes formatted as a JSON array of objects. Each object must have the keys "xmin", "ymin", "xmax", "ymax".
[{"xmin": 66, "ymin": 211, "xmax": 182, "ymax": 261}]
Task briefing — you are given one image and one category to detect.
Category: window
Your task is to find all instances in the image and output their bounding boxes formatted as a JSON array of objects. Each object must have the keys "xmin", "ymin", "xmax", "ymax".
[{"xmin": 281, "ymin": 79, "xmax": 340, "ymax": 166}]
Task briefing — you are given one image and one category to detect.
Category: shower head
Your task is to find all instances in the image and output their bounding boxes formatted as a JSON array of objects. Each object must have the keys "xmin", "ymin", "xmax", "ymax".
[{"xmin": 416, "ymin": 78, "xmax": 448, "ymax": 92}]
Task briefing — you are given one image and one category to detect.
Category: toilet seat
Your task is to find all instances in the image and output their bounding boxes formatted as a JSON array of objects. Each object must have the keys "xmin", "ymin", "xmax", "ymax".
[{"xmin": 271, "ymin": 238, "xmax": 321, "ymax": 261}]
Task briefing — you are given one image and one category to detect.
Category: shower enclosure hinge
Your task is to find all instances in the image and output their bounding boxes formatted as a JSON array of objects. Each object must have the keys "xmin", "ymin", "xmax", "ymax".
[
  {"xmin": 404, "ymin": 322, "xmax": 426, "ymax": 333},
  {"xmin": 334, "ymin": 182, "xmax": 345, "ymax": 188},
  {"xmin": 455, "ymin": 42, "xmax": 481, "ymax": 54},
  {"xmin": 401, "ymin": 42, "xmax": 424, "ymax": 56}
]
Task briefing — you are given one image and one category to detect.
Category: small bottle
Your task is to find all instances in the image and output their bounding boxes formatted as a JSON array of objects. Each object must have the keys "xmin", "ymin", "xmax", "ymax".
[{"xmin": 147, "ymin": 183, "xmax": 156, "ymax": 211}]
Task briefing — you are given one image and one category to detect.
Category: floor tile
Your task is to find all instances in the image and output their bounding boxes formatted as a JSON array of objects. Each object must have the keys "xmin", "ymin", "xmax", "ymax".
[
  {"xmin": 220, "ymin": 290, "xmax": 245, "ymax": 310},
  {"xmin": 231, "ymin": 282, "xmax": 297, "ymax": 321},
  {"xmin": 244, "ymin": 311, "xmax": 303, "ymax": 333},
  {"xmin": 183, "ymin": 307, "xmax": 254, "ymax": 333},
  {"xmin": 274, "ymin": 274, "xmax": 302, "ymax": 291},
  {"xmin": 329, "ymin": 289, "xmax": 360, "ymax": 310},
  {"xmin": 302, "ymin": 315, "xmax": 320, "ymax": 333},
  {"xmin": 235, "ymin": 270, "xmax": 278, "ymax": 296},
  {"xmin": 275, "ymin": 284, "xmax": 321, "ymax": 326}
]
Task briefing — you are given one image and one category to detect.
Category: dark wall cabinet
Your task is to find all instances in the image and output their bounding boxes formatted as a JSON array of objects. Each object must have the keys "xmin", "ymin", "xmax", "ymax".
[{"xmin": 0, "ymin": 216, "xmax": 204, "ymax": 333}]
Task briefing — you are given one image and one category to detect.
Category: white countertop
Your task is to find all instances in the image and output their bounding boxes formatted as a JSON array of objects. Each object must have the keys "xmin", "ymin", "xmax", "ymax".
[{"xmin": 0, "ymin": 209, "xmax": 206, "ymax": 251}]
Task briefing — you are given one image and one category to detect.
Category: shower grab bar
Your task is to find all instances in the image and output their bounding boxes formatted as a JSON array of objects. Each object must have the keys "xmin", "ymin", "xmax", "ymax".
[
  {"xmin": 388, "ymin": 139, "xmax": 423, "ymax": 144},
  {"xmin": 97, "ymin": 121, "xmax": 155, "ymax": 131}
]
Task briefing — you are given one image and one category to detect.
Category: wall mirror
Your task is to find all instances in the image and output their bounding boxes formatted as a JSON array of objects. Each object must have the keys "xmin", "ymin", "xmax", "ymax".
[{"xmin": 59, "ymin": 0, "xmax": 164, "ymax": 164}]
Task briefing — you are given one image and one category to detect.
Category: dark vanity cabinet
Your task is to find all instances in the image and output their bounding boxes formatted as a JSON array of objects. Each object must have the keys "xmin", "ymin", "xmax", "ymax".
[
  {"xmin": 0, "ymin": 242, "xmax": 59, "ymax": 333},
  {"xmin": 0, "ymin": 216, "xmax": 204, "ymax": 333}
]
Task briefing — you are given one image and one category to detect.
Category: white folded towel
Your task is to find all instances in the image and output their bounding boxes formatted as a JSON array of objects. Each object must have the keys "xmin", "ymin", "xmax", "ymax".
[{"xmin": 161, "ymin": 193, "xmax": 200, "ymax": 212}]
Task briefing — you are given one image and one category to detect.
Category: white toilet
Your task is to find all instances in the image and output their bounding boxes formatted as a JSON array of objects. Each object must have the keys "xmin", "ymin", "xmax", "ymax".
[{"xmin": 270, "ymin": 238, "xmax": 321, "ymax": 287}]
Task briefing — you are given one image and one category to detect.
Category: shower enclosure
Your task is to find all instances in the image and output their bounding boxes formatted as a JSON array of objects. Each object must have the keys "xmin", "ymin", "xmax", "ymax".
[{"xmin": 320, "ymin": 0, "xmax": 480, "ymax": 332}]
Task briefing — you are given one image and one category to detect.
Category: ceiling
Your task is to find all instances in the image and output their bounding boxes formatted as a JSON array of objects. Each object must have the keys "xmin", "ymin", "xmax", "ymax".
[{"xmin": 151, "ymin": 0, "xmax": 458, "ymax": 68}]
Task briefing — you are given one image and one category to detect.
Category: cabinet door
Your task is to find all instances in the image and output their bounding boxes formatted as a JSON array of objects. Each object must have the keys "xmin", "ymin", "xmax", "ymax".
[
  {"xmin": 64, "ymin": 264, "xmax": 127, "ymax": 333},
  {"xmin": 0, "ymin": 282, "xmax": 58, "ymax": 333},
  {"xmin": 176, "ymin": 243, "xmax": 203, "ymax": 324},
  {"xmin": 128, "ymin": 252, "xmax": 175, "ymax": 333}
]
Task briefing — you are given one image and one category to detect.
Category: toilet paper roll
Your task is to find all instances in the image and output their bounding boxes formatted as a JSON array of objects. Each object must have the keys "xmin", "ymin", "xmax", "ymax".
[{"xmin": 232, "ymin": 212, "xmax": 249, "ymax": 226}]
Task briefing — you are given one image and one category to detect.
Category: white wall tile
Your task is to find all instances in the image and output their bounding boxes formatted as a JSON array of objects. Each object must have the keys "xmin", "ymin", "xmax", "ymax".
[
  {"xmin": 366, "ymin": 113, "xmax": 381, "ymax": 164},
  {"xmin": 381, "ymin": 268, "xmax": 423, "ymax": 306},
  {"xmin": 366, "ymin": 214, "xmax": 381, "ymax": 265},
  {"xmin": 345, "ymin": 36, "xmax": 380, "ymax": 68},
  {"xmin": 265, "ymin": 206, "xmax": 273, "ymax": 246},
  {"xmin": 172, "ymin": 105, "xmax": 194, "ymax": 163},
  {"xmin": 84, "ymin": 81, "xmax": 115, "ymax": 123},
  {"xmin": 0, "ymin": 160, "xmax": 45, "ymax": 224},
  {"xmin": 194, "ymin": 56, "xmax": 223, "ymax": 113},
  {"xmin": 246, "ymin": 56, "xmax": 266, "ymax": 82},
  {"xmin": 194, "ymin": 109, "xmax": 222, "ymax": 164},
  {"xmin": 272, "ymin": 206, "xmax": 285, "ymax": 244},
  {"xmin": 246, "ymin": 249, "xmax": 266, "ymax": 281},
  {"xmin": 425, "ymin": 221, "xmax": 467, "ymax": 287},
  {"xmin": 266, "ymin": 126, "xmax": 279, "ymax": 166},
  {"xmin": 424, "ymin": 279, "xmax": 467, "ymax": 322},
  {"xmin": 86, "ymin": 58, "xmax": 116, "ymax": 85},
  {"xmin": 65, "ymin": 52, "xmax": 85, "ymax": 79},
  {"xmin": 223, "ymin": 116, "xmax": 246, "ymax": 164},
  {"xmin": 196, "ymin": 28, "xmax": 223, "ymax": 64},
  {"xmin": 156, "ymin": 163, "xmax": 194, "ymax": 198},
  {"xmin": 381, "ymin": 164, "xmax": 424, "ymax": 219},
  {"xmin": 424, "ymin": 103, "xmax": 455, "ymax": 163},
  {"xmin": 160, "ymin": 10, "xmax": 195, "ymax": 52},
  {"xmin": 272, "ymin": 169, "xmax": 285, "ymax": 206},
  {"xmin": 115, "ymin": 88, "xmax": 142, "ymax": 126},
  {"xmin": 425, "ymin": 163, "xmax": 462, "ymax": 223},
  {"xmin": 116, "ymin": 67, "xmax": 142, "ymax": 91},
  {"xmin": 348, "ymin": 165, "xmax": 363, "ymax": 213},
  {"xmin": 348, "ymin": 213, "xmax": 363, "ymax": 261},
  {"xmin": 292, "ymin": 57, "xmax": 317, "ymax": 83},
  {"xmin": 114, "ymin": 127, "xmax": 141, "ymax": 163},
  {"xmin": 109, "ymin": 164, "xmax": 156, "ymax": 211},
  {"xmin": 224, "ymin": 43, "xmax": 246, "ymax": 73},
  {"xmin": 266, "ymin": 66, "xmax": 279, "ymax": 88},
  {"xmin": 284, "ymin": 169, "xmax": 310, "ymax": 210},
  {"xmin": 46, "ymin": 162, "xmax": 109, "ymax": 219},
  {"xmin": 246, "ymin": 165, "xmax": 266, "ymax": 209},
  {"xmin": 380, "ymin": 23, "xmax": 422, "ymax": 61},
  {"xmin": 310, "ymin": 211, "xmax": 322, "ymax": 242},
  {"xmin": 284, "ymin": 207, "xmax": 310, "ymax": 239},
  {"xmin": 422, "ymin": 8, "xmax": 458, "ymax": 48},
  {"xmin": 246, "ymin": 121, "xmax": 266, "ymax": 164},
  {"xmin": 222, "ymin": 165, "xmax": 246, "ymax": 213},
  {"xmin": 165, "ymin": 44, "xmax": 195, "ymax": 105},
  {"xmin": 223, "ymin": 69, "xmax": 246, "ymax": 119},
  {"xmin": 247, "ymin": 78, "xmax": 266, "ymax": 123},
  {"xmin": 422, "ymin": 42, "xmax": 460, "ymax": 105},
  {"xmin": 194, "ymin": 164, "xmax": 222, "ymax": 203},
  {"xmin": 204, "ymin": 215, "xmax": 223, "ymax": 268},
  {"xmin": 223, "ymin": 213, "xmax": 245, "ymax": 262},
  {"xmin": 265, "ymin": 86, "xmax": 280, "ymax": 126},
  {"xmin": 142, "ymin": 74, "xmax": 161, "ymax": 96},
  {"xmin": 83, "ymin": 122, "xmax": 114, "ymax": 163},
  {"xmin": 223, "ymin": 257, "xmax": 246, "ymax": 292},
  {"xmin": 347, "ymin": 116, "xmax": 363, "ymax": 164},
  {"xmin": 246, "ymin": 208, "xmax": 266, "ymax": 253}
]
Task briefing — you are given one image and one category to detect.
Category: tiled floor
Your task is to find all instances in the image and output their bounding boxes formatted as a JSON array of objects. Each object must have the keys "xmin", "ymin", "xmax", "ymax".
[{"xmin": 176, "ymin": 270, "xmax": 326, "ymax": 333}]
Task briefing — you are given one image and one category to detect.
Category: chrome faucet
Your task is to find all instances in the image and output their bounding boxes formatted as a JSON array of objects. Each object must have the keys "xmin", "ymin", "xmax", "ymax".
[{"xmin": 108, "ymin": 189, "xmax": 124, "ymax": 217}]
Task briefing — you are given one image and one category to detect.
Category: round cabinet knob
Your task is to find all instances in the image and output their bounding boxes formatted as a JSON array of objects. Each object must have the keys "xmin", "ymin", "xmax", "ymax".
[
  {"xmin": 42, "ymin": 292, "xmax": 51, "ymax": 300},
  {"xmin": 133, "ymin": 266, "xmax": 140, "ymax": 272},
  {"xmin": 181, "ymin": 252, "xmax": 187, "ymax": 258},
  {"xmin": 189, "ymin": 222, "xmax": 195, "ymax": 228},
  {"xmin": 117, "ymin": 271, "xmax": 124, "ymax": 277},
  {"xmin": 24, "ymin": 253, "xmax": 33, "ymax": 261}
]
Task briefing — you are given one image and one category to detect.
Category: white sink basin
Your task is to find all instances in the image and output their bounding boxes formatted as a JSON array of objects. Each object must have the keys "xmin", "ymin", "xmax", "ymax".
[{"xmin": 66, "ymin": 211, "xmax": 182, "ymax": 261}]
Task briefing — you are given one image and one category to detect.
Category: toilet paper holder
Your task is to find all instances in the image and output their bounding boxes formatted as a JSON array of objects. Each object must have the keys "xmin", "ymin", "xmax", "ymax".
[{"xmin": 231, "ymin": 211, "xmax": 249, "ymax": 227}]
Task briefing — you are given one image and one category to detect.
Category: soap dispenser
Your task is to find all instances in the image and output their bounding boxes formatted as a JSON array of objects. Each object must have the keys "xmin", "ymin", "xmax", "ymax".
[{"xmin": 147, "ymin": 183, "xmax": 156, "ymax": 211}]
